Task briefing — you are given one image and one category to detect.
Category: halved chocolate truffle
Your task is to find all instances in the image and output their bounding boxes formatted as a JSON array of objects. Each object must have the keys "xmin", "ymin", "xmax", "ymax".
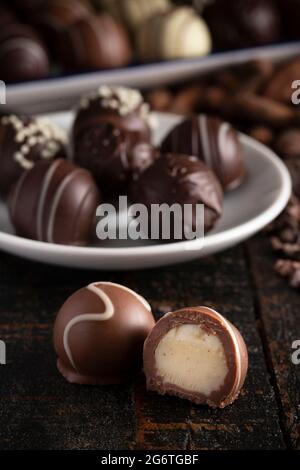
[
  {"xmin": 0, "ymin": 23, "xmax": 49, "ymax": 83},
  {"xmin": 53, "ymin": 282, "xmax": 155, "ymax": 385},
  {"xmin": 143, "ymin": 307, "xmax": 248, "ymax": 408},
  {"xmin": 59, "ymin": 14, "xmax": 132, "ymax": 72},
  {"xmin": 0, "ymin": 115, "xmax": 67, "ymax": 195},
  {"xmin": 130, "ymin": 153, "xmax": 223, "ymax": 233},
  {"xmin": 160, "ymin": 115, "xmax": 245, "ymax": 191},
  {"xmin": 73, "ymin": 86, "xmax": 154, "ymax": 195},
  {"xmin": 9, "ymin": 159, "xmax": 100, "ymax": 245}
]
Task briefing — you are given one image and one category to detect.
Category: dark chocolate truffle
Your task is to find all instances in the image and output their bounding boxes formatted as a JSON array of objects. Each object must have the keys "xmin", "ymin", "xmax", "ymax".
[
  {"xmin": 161, "ymin": 115, "xmax": 245, "ymax": 191},
  {"xmin": 203, "ymin": 0, "xmax": 281, "ymax": 50},
  {"xmin": 143, "ymin": 306, "xmax": 248, "ymax": 408},
  {"xmin": 73, "ymin": 86, "xmax": 153, "ymax": 195},
  {"xmin": 0, "ymin": 23, "xmax": 49, "ymax": 83},
  {"xmin": 9, "ymin": 159, "xmax": 100, "ymax": 245},
  {"xmin": 130, "ymin": 153, "xmax": 223, "ymax": 233},
  {"xmin": 59, "ymin": 13, "xmax": 132, "ymax": 72},
  {"xmin": 53, "ymin": 282, "xmax": 155, "ymax": 384},
  {"xmin": 27, "ymin": 0, "xmax": 91, "ymax": 59},
  {"xmin": 0, "ymin": 115, "xmax": 67, "ymax": 195}
]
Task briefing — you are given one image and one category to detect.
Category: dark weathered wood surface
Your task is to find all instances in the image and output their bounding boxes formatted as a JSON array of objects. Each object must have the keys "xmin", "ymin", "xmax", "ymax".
[{"xmin": 0, "ymin": 232, "xmax": 298, "ymax": 450}]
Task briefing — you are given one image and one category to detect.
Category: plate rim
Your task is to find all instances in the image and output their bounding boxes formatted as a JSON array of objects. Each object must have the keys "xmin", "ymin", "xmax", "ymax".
[{"xmin": 0, "ymin": 133, "xmax": 291, "ymax": 259}]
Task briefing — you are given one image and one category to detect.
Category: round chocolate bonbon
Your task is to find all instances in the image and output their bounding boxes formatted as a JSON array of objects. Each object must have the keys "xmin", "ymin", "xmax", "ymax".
[
  {"xmin": 160, "ymin": 115, "xmax": 245, "ymax": 191},
  {"xmin": 136, "ymin": 7, "xmax": 211, "ymax": 61},
  {"xmin": 0, "ymin": 23, "xmax": 49, "ymax": 83},
  {"xmin": 59, "ymin": 14, "xmax": 132, "ymax": 72},
  {"xmin": 203, "ymin": 0, "xmax": 281, "ymax": 50},
  {"xmin": 143, "ymin": 306, "xmax": 248, "ymax": 408},
  {"xmin": 9, "ymin": 159, "xmax": 100, "ymax": 245},
  {"xmin": 73, "ymin": 85, "xmax": 153, "ymax": 195},
  {"xmin": 53, "ymin": 282, "xmax": 155, "ymax": 384},
  {"xmin": 0, "ymin": 115, "xmax": 67, "ymax": 195},
  {"xmin": 130, "ymin": 153, "xmax": 223, "ymax": 234}
]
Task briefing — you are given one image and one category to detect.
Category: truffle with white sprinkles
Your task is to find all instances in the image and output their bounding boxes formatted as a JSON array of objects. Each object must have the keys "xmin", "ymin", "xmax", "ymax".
[
  {"xmin": 73, "ymin": 86, "xmax": 154, "ymax": 195},
  {"xmin": 53, "ymin": 282, "xmax": 155, "ymax": 384},
  {"xmin": 0, "ymin": 115, "xmax": 67, "ymax": 194}
]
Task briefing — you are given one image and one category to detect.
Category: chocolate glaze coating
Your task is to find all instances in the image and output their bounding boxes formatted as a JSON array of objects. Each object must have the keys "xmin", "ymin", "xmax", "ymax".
[
  {"xmin": 143, "ymin": 307, "xmax": 248, "ymax": 408},
  {"xmin": 203, "ymin": 0, "xmax": 281, "ymax": 50},
  {"xmin": 73, "ymin": 86, "xmax": 153, "ymax": 195},
  {"xmin": 27, "ymin": 0, "xmax": 91, "ymax": 59},
  {"xmin": 0, "ymin": 115, "xmax": 67, "ymax": 195},
  {"xmin": 0, "ymin": 23, "xmax": 49, "ymax": 83},
  {"xmin": 130, "ymin": 153, "xmax": 223, "ymax": 233},
  {"xmin": 160, "ymin": 115, "xmax": 245, "ymax": 191},
  {"xmin": 53, "ymin": 282, "xmax": 155, "ymax": 384},
  {"xmin": 9, "ymin": 159, "xmax": 100, "ymax": 245},
  {"xmin": 59, "ymin": 14, "xmax": 131, "ymax": 72}
]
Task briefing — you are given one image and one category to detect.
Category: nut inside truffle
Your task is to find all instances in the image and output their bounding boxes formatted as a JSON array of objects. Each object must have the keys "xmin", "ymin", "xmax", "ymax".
[{"xmin": 155, "ymin": 324, "xmax": 229, "ymax": 395}]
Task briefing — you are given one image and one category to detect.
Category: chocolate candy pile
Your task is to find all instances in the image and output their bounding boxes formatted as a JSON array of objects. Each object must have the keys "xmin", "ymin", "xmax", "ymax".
[
  {"xmin": 1, "ymin": 85, "xmax": 246, "ymax": 245},
  {"xmin": 146, "ymin": 56, "xmax": 300, "ymax": 287}
]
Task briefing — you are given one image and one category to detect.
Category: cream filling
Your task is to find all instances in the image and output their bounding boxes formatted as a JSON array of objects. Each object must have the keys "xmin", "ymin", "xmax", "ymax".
[{"xmin": 155, "ymin": 324, "xmax": 228, "ymax": 395}]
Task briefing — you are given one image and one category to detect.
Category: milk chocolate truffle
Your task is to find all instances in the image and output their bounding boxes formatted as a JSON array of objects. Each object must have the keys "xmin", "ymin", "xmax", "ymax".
[
  {"xmin": 0, "ymin": 23, "xmax": 49, "ymax": 83},
  {"xmin": 54, "ymin": 282, "xmax": 155, "ymax": 384},
  {"xmin": 161, "ymin": 115, "xmax": 245, "ymax": 191},
  {"xmin": 73, "ymin": 86, "xmax": 153, "ymax": 195},
  {"xmin": 9, "ymin": 159, "xmax": 100, "ymax": 245},
  {"xmin": 136, "ymin": 7, "xmax": 211, "ymax": 62},
  {"xmin": 203, "ymin": 0, "xmax": 281, "ymax": 50},
  {"xmin": 0, "ymin": 115, "xmax": 67, "ymax": 195},
  {"xmin": 59, "ymin": 14, "xmax": 131, "ymax": 72},
  {"xmin": 144, "ymin": 307, "xmax": 248, "ymax": 408},
  {"xmin": 130, "ymin": 153, "xmax": 223, "ymax": 233},
  {"xmin": 27, "ymin": 0, "xmax": 91, "ymax": 59}
]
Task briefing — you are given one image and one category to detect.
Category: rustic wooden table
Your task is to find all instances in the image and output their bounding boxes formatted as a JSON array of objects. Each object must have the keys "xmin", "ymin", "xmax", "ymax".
[{"xmin": 0, "ymin": 231, "xmax": 299, "ymax": 450}]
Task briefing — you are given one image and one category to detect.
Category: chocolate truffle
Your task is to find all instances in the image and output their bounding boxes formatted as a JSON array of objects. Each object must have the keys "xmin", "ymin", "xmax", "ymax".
[
  {"xmin": 130, "ymin": 153, "xmax": 223, "ymax": 234},
  {"xmin": 0, "ymin": 115, "xmax": 67, "ymax": 195},
  {"xmin": 161, "ymin": 115, "xmax": 245, "ymax": 191},
  {"xmin": 27, "ymin": 0, "xmax": 91, "ymax": 59},
  {"xmin": 136, "ymin": 7, "xmax": 211, "ymax": 62},
  {"xmin": 203, "ymin": 0, "xmax": 282, "ymax": 50},
  {"xmin": 53, "ymin": 282, "xmax": 155, "ymax": 384},
  {"xmin": 0, "ymin": 23, "xmax": 49, "ymax": 83},
  {"xmin": 144, "ymin": 307, "xmax": 248, "ymax": 408},
  {"xmin": 59, "ymin": 14, "xmax": 131, "ymax": 72},
  {"xmin": 73, "ymin": 86, "xmax": 153, "ymax": 195},
  {"xmin": 9, "ymin": 159, "xmax": 100, "ymax": 245},
  {"xmin": 98, "ymin": 0, "xmax": 171, "ymax": 33}
]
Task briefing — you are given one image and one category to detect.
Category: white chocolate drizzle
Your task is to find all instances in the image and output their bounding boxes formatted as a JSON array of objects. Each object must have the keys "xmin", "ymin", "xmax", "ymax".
[
  {"xmin": 218, "ymin": 122, "xmax": 230, "ymax": 156},
  {"xmin": 46, "ymin": 169, "xmax": 82, "ymax": 243},
  {"xmin": 199, "ymin": 114, "xmax": 213, "ymax": 169},
  {"xmin": 63, "ymin": 282, "xmax": 151, "ymax": 371}
]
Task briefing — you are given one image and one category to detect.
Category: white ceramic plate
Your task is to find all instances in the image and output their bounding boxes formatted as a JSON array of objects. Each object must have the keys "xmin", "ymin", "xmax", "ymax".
[
  {"xmin": 0, "ymin": 112, "xmax": 291, "ymax": 270},
  {"xmin": 4, "ymin": 42, "xmax": 300, "ymax": 114}
]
